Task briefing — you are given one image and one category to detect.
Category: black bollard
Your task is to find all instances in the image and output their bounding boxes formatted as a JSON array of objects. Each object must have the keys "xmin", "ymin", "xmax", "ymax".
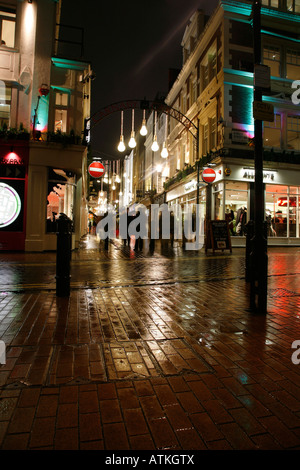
[{"xmin": 56, "ymin": 213, "xmax": 72, "ymax": 297}]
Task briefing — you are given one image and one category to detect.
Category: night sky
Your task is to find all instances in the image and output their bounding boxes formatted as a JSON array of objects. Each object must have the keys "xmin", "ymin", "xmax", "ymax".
[{"xmin": 60, "ymin": 0, "xmax": 219, "ymax": 158}]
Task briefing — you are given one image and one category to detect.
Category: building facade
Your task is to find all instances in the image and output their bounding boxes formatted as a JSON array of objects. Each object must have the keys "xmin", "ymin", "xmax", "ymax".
[
  {"xmin": 141, "ymin": 0, "xmax": 300, "ymax": 246},
  {"xmin": 0, "ymin": 0, "xmax": 91, "ymax": 251}
]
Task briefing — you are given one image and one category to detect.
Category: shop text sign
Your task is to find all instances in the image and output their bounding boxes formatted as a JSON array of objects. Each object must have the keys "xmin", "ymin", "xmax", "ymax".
[
  {"xmin": 292, "ymin": 81, "xmax": 300, "ymax": 105},
  {"xmin": 242, "ymin": 168, "xmax": 275, "ymax": 181}
]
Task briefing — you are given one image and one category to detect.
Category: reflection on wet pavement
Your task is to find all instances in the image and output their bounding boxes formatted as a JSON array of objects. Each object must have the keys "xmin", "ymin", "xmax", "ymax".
[{"xmin": 1, "ymin": 236, "xmax": 300, "ymax": 450}]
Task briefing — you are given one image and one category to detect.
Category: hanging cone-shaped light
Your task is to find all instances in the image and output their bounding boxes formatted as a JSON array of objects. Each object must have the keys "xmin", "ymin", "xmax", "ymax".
[
  {"xmin": 161, "ymin": 142, "xmax": 168, "ymax": 158},
  {"xmin": 118, "ymin": 111, "xmax": 126, "ymax": 152},
  {"xmin": 129, "ymin": 109, "xmax": 136, "ymax": 148},
  {"xmin": 140, "ymin": 109, "xmax": 147, "ymax": 136},
  {"xmin": 151, "ymin": 111, "xmax": 159, "ymax": 152}
]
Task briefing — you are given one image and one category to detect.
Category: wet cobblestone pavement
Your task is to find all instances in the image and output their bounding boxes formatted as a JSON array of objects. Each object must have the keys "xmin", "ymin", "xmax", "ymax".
[{"xmin": 0, "ymin": 235, "xmax": 300, "ymax": 450}]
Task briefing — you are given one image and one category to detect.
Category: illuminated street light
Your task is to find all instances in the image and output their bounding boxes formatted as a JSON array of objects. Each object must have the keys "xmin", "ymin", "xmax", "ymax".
[
  {"xmin": 161, "ymin": 142, "xmax": 168, "ymax": 158},
  {"xmin": 129, "ymin": 109, "xmax": 136, "ymax": 148},
  {"xmin": 140, "ymin": 110, "xmax": 147, "ymax": 136},
  {"xmin": 118, "ymin": 111, "xmax": 126, "ymax": 152}
]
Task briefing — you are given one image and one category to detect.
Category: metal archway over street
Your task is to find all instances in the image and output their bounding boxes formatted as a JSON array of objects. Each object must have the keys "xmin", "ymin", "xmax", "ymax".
[{"xmin": 87, "ymin": 99, "xmax": 199, "ymax": 141}]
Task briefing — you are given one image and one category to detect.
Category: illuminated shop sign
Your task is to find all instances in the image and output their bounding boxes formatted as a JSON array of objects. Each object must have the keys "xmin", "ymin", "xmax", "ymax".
[
  {"xmin": 0, "ymin": 182, "xmax": 22, "ymax": 228},
  {"xmin": 0, "ymin": 152, "xmax": 24, "ymax": 165},
  {"xmin": 278, "ymin": 197, "xmax": 299, "ymax": 207},
  {"xmin": 184, "ymin": 180, "xmax": 197, "ymax": 193},
  {"xmin": 242, "ymin": 168, "xmax": 276, "ymax": 181}
]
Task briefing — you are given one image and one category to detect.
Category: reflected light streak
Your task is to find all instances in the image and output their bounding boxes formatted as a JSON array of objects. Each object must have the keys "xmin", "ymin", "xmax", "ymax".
[{"xmin": 133, "ymin": 7, "xmax": 200, "ymax": 76}]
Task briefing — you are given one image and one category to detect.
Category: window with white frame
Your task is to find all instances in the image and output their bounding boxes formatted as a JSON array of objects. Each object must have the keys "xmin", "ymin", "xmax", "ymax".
[
  {"xmin": 264, "ymin": 114, "xmax": 281, "ymax": 148},
  {"xmin": 286, "ymin": 49, "xmax": 300, "ymax": 79},
  {"xmin": 287, "ymin": 0, "xmax": 300, "ymax": 13},
  {"xmin": 211, "ymin": 117, "xmax": 217, "ymax": 149},
  {"xmin": 54, "ymin": 92, "xmax": 69, "ymax": 133},
  {"xmin": 263, "ymin": 46, "xmax": 280, "ymax": 77},
  {"xmin": 201, "ymin": 44, "xmax": 217, "ymax": 92},
  {"xmin": 203, "ymin": 123, "xmax": 209, "ymax": 155},
  {"xmin": 0, "ymin": 82, "xmax": 11, "ymax": 127},
  {"xmin": 261, "ymin": 0, "xmax": 279, "ymax": 7},
  {"xmin": 287, "ymin": 115, "xmax": 300, "ymax": 151},
  {"xmin": 0, "ymin": 8, "xmax": 16, "ymax": 48}
]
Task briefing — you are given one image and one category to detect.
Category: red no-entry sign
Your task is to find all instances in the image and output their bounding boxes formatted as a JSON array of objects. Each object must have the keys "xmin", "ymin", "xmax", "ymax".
[
  {"xmin": 88, "ymin": 161, "xmax": 105, "ymax": 178},
  {"xmin": 202, "ymin": 168, "xmax": 216, "ymax": 183}
]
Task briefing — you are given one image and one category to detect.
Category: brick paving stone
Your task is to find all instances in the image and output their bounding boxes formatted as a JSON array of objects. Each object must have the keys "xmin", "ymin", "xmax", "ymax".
[
  {"xmin": 229, "ymin": 407, "xmax": 265, "ymax": 436},
  {"xmin": 79, "ymin": 390, "xmax": 99, "ymax": 414},
  {"xmin": 97, "ymin": 383, "xmax": 117, "ymax": 400},
  {"xmin": 54, "ymin": 427, "xmax": 79, "ymax": 450},
  {"xmin": 202, "ymin": 399, "xmax": 233, "ymax": 425},
  {"xmin": 99, "ymin": 399, "xmax": 122, "ymax": 424},
  {"xmin": 18, "ymin": 388, "xmax": 40, "ymax": 408},
  {"xmin": 79, "ymin": 412, "xmax": 102, "ymax": 442},
  {"xmin": 259, "ymin": 415, "xmax": 300, "ymax": 448},
  {"xmin": 8, "ymin": 407, "xmax": 35, "ymax": 434},
  {"xmin": 134, "ymin": 380, "xmax": 154, "ymax": 397},
  {"xmin": 175, "ymin": 427, "xmax": 207, "ymax": 450},
  {"xmin": 219, "ymin": 422, "xmax": 257, "ymax": 450},
  {"xmin": 147, "ymin": 416, "xmax": 180, "ymax": 449},
  {"xmin": 190, "ymin": 412, "xmax": 224, "ymax": 442},
  {"xmin": 123, "ymin": 408, "xmax": 149, "ymax": 436},
  {"xmin": 57, "ymin": 403, "xmax": 78, "ymax": 429},
  {"xmin": 59, "ymin": 385, "xmax": 78, "ymax": 404},
  {"xmin": 129, "ymin": 434, "xmax": 156, "ymax": 450},
  {"xmin": 29, "ymin": 417, "xmax": 56, "ymax": 448},
  {"xmin": 117, "ymin": 387, "xmax": 140, "ymax": 409},
  {"xmin": 36, "ymin": 395, "xmax": 58, "ymax": 418},
  {"xmin": 139, "ymin": 395, "xmax": 165, "ymax": 420},
  {"xmin": 176, "ymin": 391, "xmax": 204, "ymax": 414},
  {"xmin": 103, "ymin": 422, "xmax": 130, "ymax": 450}
]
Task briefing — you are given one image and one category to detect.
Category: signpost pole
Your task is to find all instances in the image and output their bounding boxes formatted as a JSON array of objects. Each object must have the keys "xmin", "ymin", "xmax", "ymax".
[{"xmin": 250, "ymin": 0, "xmax": 268, "ymax": 313}]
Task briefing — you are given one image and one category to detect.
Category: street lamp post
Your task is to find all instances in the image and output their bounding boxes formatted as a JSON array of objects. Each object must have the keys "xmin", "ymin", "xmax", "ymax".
[{"xmin": 250, "ymin": 0, "xmax": 268, "ymax": 313}]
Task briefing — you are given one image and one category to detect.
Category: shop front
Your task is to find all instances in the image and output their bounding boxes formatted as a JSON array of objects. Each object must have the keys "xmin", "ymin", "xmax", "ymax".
[
  {"xmin": 211, "ymin": 161, "xmax": 300, "ymax": 246},
  {"xmin": 0, "ymin": 142, "xmax": 29, "ymax": 251},
  {"xmin": 24, "ymin": 142, "xmax": 88, "ymax": 252},
  {"xmin": 166, "ymin": 176, "xmax": 206, "ymax": 211}
]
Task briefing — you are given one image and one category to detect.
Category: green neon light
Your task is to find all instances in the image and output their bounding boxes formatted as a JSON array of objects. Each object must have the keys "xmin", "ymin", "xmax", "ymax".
[
  {"xmin": 261, "ymin": 29, "xmax": 300, "ymax": 43},
  {"xmin": 52, "ymin": 57, "xmax": 89, "ymax": 71},
  {"xmin": 224, "ymin": 68, "xmax": 253, "ymax": 79},
  {"xmin": 224, "ymin": 81, "xmax": 253, "ymax": 89},
  {"xmin": 221, "ymin": 0, "xmax": 300, "ymax": 22},
  {"xmin": 51, "ymin": 86, "xmax": 72, "ymax": 94}
]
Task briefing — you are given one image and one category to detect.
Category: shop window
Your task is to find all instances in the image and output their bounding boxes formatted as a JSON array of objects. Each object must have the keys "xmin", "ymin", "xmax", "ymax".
[
  {"xmin": 46, "ymin": 168, "xmax": 75, "ymax": 233},
  {"xmin": 264, "ymin": 114, "xmax": 281, "ymax": 148},
  {"xmin": 54, "ymin": 92, "xmax": 69, "ymax": 133},
  {"xmin": 290, "ymin": 187, "xmax": 300, "ymax": 238},
  {"xmin": 265, "ymin": 185, "xmax": 288, "ymax": 237},
  {"xmin": 213, "ymin": 182, "xmax": 224, "ymax": 221},
  {"xmin": 225, "ymin": 181, "xmax": 248, "ymax": 236},
  {"xmin": 286, "ymin": 49, "xmax": 300, "ymax": 80},
  {"xmin": 0, "ymin": 8, "xmax": 16, "ymax": 48},
  {"xmin": 287, "ymin": 115, "xmax": 300, "ymax": 151},
  {"xmin": 0, "ymin": 82, "xmax": 11, "ymax": 127},
  {"xmin": 263, "ymin": 46, "xmax": 280, "ymax": 77}
]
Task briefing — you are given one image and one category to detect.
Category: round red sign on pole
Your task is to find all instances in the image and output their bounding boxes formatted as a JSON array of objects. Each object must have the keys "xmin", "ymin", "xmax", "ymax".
[
  {"xmin": 88, "ymin": 161, "xmax": 105, "ymax": 178},
  {"xmin": 202, "ymin": 168, "xmax": 216, "ymax": 183}
]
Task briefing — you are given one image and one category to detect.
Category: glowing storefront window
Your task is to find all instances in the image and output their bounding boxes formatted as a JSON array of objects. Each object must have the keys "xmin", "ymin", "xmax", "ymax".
[{"xmin": 0, "ymin": 182, "xmax": 21, "ymax": 228}]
